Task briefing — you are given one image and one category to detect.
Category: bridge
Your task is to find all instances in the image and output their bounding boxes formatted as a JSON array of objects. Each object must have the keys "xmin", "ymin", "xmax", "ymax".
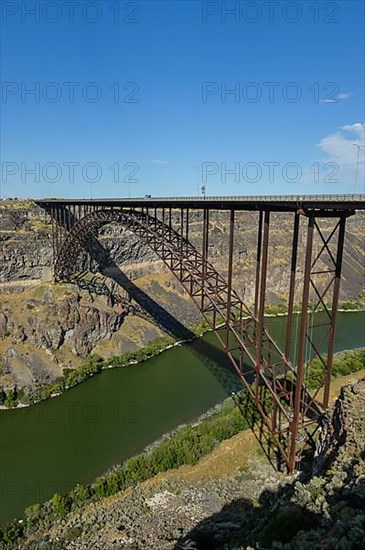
[{"xmin": 34, "ymin": 194, "xmax": 365, "ymax": 474}]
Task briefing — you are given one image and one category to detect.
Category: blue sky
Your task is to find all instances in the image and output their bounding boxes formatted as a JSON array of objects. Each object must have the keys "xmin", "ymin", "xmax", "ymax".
[{"xmin": 1, "ymin": 0, "xmax": 364, "ymax": 198}]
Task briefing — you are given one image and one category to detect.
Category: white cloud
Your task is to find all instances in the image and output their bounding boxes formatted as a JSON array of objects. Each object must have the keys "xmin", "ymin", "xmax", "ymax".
[
  {"xmin": 338, "ymin": 92, "xmax": 352, "ymax": 100},
  {"xmin": 151, "ymin": 159, "xmax": 170, "ymax": 165},
  {"xmin": 317, "ymin": 123, "xmax": 365, "ymax": 188},
  {"xmin": 341, "ymin": 122, "xmax": 365, "ymax": 140},
  {"xmin": 322, "ymin": 92, "xmax": 352, "ymax": 103}
]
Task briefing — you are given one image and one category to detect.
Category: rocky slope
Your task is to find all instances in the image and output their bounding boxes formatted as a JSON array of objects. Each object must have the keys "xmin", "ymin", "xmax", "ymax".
[
  {"xmin": 0, "ymin": 275, "xmax": 201, "ymax": 392},
  {"xmin": 4, "ymin": 376, "xmax": 364, "ymax": 549},
  {"xmin": 1, "ymin": 200, "xmax": 364, "ymax": 393}
]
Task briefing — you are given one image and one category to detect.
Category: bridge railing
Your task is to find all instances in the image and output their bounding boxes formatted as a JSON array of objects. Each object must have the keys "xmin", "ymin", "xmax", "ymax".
[{"xmin": 143, "ymin": 194, "xmax": 365, "ymax": 202}]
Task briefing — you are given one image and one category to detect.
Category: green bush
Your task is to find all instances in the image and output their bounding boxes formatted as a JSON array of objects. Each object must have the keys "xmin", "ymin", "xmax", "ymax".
[
  {"xmin": 51, "ymin": 493, "xmax": 71, "ymax": 518},
  {"xmin": 69, "ymin": 483, "xmax": 91, "ymax": 504},
  {"xmin": 0, "ymin": 388, "xmax": 6, "ymax": 405},
  {"xmin": 4, "ymin": 388, "xmax": 18, "ymax": 408},
  {"xmin": 260, "ymin": 505, "xmax": 318, "ymax": 546},
  {"xmin": 63, "ymin": 526, "xmax": 82, "ymax": 542},
  {"xmin": 0, "ymin": 523, "xmax": 23, "ymax": 543},
  {"xmin": 108, "ymin": 337, "xmax": 175, "ymax": 368},
  {"xmin": 24, "ymin": 503, "xmax": 41, "ymax": 527},
  {"xmin": 306, "ymin": 349, "xmax": 365, "ymax": 390}
]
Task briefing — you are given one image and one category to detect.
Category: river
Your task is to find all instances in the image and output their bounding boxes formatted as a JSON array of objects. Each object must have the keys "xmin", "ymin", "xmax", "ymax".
[{"xmin": 0, "ymin": 311, "xmax": 364, "ymax": 524}]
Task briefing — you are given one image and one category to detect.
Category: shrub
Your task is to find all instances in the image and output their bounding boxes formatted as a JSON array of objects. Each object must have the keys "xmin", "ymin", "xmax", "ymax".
[
  {"xmin": 70, "ymin": 483, "xmax": 91, "ymax": 505},
  {"xmin": 51, "ymin": 493, "xmax": 72, "ymax": 518},
  {"xmin": 64, "ymin": 526, "xmax": 82, "ymax": 542},
  {"xmin": 260, "ymin": 505, "xmax": 319, "ymax": 546},
  {"xmin": 25, "ymin": 503, "xmax": 41, "ymax": 527},
  {"xmin": 0, "ymin": 523, "xmax": 23, "ymax": 543},
  {"xmin": 306, "ymin": 349, "xmax": 365, "ymax": 390}
]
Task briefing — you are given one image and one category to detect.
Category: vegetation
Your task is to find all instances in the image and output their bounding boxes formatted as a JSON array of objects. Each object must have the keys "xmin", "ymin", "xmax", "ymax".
[
  {"xmin": 259, "ymin": 505, "xmax": 319, "ymax": 546},
  {"xmin": 0, "ymin": 355, "xmax": 104, "ymax": 409},
  {"xmin": 192, "ymin": 317, "xmax": 212, "ymax": 335},
  {"xmin": 265, "ymin": 298, "xmax": 365, "ymax": 316},
  {"xmin": 339, "ymin": 299, "xmax": 365, "ymax": 310},
  {"xmin": 51, "ymin": 493, "xmax": 72, "ymax": 518},
  {"xmin": 0, "ymin": 394, "xmax": 251, "ymax": 543},
  {"xmin": 107, "ymin": 336, "xmax": 175, "ymax": 368},
  {"xmin": 265, "ymin": 302, "xmax": 294, "ymax": 315},
  {"xmin": 306, "ymin": 348, "xmax": 365, "ymax": 390},
  {"xmin": 0, "ymin": 335, "xmax": 179, "ymax": 408}
]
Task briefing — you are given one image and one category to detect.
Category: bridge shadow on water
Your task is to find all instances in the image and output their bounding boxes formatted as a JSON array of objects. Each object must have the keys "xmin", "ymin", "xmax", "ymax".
[
  {"xmin": 70, "ymin": 234, "xmax": 283, "ymax": 469},
  {"xmin": 74, "ymin": 236, "xmax": 242, "ymax": 391}
]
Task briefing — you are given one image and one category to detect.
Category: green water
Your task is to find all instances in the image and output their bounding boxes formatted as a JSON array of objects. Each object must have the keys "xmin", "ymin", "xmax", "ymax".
[{"xmin": 0, "ymin": 311, "xmax": 364, "ymax": 524}]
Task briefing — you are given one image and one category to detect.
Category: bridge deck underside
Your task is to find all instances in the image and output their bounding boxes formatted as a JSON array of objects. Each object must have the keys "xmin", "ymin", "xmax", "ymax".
[{"xmin": 35, "ymin": 194, "xmax": 365, "ymax": 213}]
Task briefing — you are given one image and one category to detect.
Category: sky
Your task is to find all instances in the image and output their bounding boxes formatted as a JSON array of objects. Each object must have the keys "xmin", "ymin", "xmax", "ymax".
[{"xmin": 1, "ymin": 0, "xmax": 364, "ymax": 198}]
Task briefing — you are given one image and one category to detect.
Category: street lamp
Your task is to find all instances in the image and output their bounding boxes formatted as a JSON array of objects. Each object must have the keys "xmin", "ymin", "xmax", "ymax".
[{"xmin": 353, "ymin": 143, "xmax": 365, "ymax": 193}]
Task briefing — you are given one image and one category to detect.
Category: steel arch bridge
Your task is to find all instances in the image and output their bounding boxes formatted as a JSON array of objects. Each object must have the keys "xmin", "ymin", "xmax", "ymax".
[{"xmin": 34, "ymin": 195, "xmax": 365, "ymax": 473}]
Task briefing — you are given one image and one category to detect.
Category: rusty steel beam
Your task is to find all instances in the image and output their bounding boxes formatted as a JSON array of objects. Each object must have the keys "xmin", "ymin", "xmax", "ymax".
[
  {"xmin": 293, "ymin": 210, "xmax": 354, "ymax": 421},
  {"xmin": 255, "ymin": 211, "xmax": 270, "ymax": 389},
  {"xmin": 254, "ymin": 211, "xmax": 263, "ymax": 317},
  {"xmin": 288, "ymin": 212, "xmax": 315, "ymax": 474},
  {"xmin": 322, "ymin": 214, "xmax": 346, "ymax": 408},
  {"xmin": 51, "ymin": 207, "xmax": 56, "ymax": 263},
  {"xmin": 185, "ymin": 208, "xmax": 189, "ymax": 253},
  {"xmin": 180, "ymin": 209, "xmax": 184, "ymax": 280},
  {"xmin": 34, "ymin": 195, "xmax": 365, "ymax": 212},
  {"xmin": 201, "ymin": 209, "xmax": 209, "ymax": 311},
  {"xmin": 226, "ymin": 210, "xmax": 235, "ymax": 325},
  {"xmin": 285, "ymin": 212, "xmax": 300, "ymax": 362}
]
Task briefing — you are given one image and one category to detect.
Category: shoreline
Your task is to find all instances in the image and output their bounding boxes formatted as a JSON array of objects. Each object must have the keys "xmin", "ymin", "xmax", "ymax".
[
  {"xmin": 1, "ymin": 307, "xmax": 364, "ymax": 411},
  {"xmin": 0, "ymin": 327, "xmax": 216, "ymax": 411}
]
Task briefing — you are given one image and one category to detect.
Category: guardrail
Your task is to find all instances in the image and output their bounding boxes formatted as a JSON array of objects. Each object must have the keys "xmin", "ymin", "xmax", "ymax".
[
  {"xmin": 136, "ymin": 194, "xmax": 365, "ymax": 202},
  {"xmin": 34, "ymin": 194, "xmax": 365, "ymax": 204}
]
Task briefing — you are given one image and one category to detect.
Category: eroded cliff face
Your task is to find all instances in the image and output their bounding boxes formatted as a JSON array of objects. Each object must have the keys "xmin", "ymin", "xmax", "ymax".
[
  {"xmin": 1, "ymin": 200, "xmax": 364, "ymax": 392},
  {"xmin": 0, "ymin": 276, "xmax": 201, "ymax": 391},
  {"xmin": 2, "ymin": 200, "xmax": 365, "ymax": 297}
]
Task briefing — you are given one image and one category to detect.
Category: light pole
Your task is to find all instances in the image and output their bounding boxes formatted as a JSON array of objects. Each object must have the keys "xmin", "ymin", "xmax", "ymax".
[{"xmin": 353, "ymin": 143, "xmax": 365, "ymax": 193}]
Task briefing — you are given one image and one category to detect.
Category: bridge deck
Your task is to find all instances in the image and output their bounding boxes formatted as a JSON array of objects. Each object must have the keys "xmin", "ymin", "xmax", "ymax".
[{"xmin": 34, "ymin": 194, "xmax": 365, "ymax": 212}]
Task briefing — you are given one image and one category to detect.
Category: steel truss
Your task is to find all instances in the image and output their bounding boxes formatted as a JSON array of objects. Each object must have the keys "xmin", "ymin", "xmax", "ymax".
[{"xmin": 43, "ymin": 204, "xmax": 355, "ymax": 474}]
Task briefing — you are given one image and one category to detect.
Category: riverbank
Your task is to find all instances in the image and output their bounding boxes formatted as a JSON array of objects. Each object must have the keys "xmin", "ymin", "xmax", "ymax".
[
  {"xmin": 39, "ymin": 379, "xmax": 365, "ymax": 548},
  {"xmin": 1, "ymin": 348, "xmax": 364, "ymax": 545},
  {"xmin": 0, "ymin": 320, "xmax": 210, "ymax": 410},
  {"xmin": 1, "ymin": 305, "xmax": 364, "ymax": 410}
]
